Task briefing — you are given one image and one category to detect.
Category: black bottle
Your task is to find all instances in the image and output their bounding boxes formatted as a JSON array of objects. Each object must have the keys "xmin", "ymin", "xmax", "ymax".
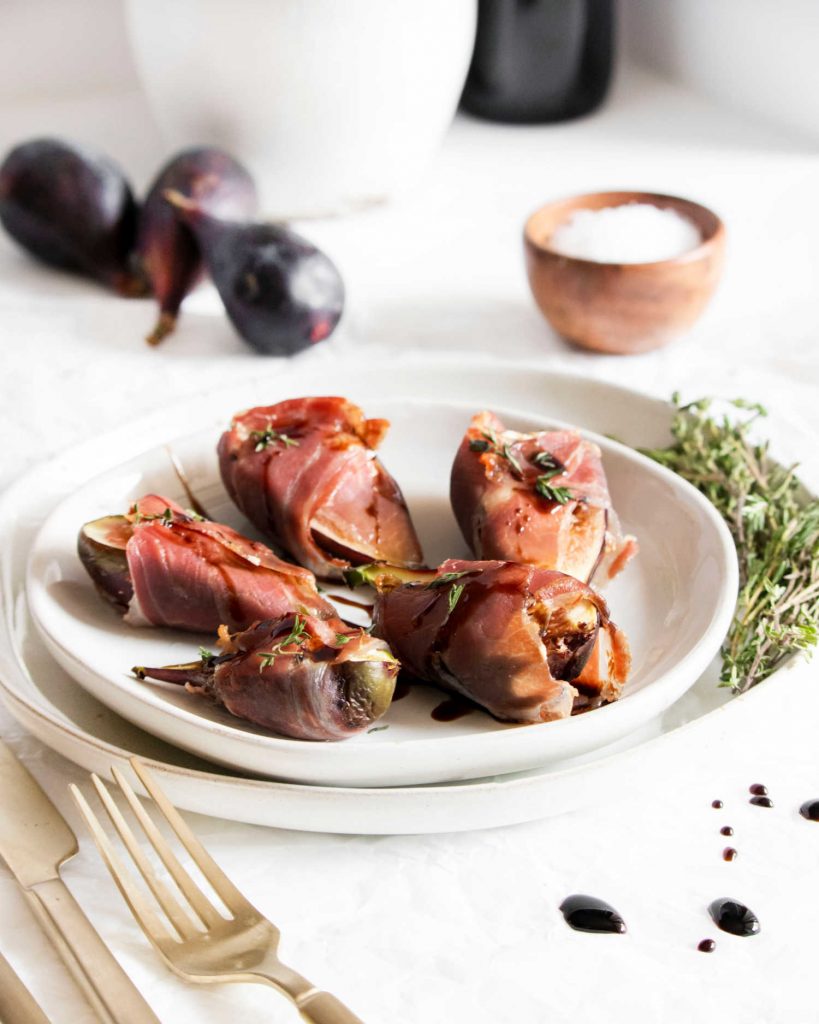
[{"xmin": 461, "ymin": 0, "xmax": 615, "ymax": 123}]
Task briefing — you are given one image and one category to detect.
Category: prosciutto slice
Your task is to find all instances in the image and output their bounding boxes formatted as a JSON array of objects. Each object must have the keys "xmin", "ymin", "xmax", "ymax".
[
  {"xmin": 450, "ymin": 411, "xmax": 638, "ymax": 584},
  {"xmin": 218, "ymin": 397, "xmax": 424, "ymax": 580},
  {"xmin": 370, "ymin": 558, "xmax": 630, "ymax": 723},
  {"xmin": 134, "ymin": 614, "xmax": 398, "ymax": 740},
  {"xmin": 78, "ymin": 494, "xmax": 334, "ymax": 633}
]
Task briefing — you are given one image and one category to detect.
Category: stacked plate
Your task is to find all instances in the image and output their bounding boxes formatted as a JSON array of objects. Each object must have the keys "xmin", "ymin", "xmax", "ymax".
[{"xmin": 1, "ymin": 361, "xmax": 738, "ymax": 834}]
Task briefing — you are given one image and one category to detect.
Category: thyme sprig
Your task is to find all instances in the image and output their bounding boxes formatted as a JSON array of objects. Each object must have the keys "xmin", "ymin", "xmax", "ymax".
[
  {"xmin": 642, "ymin": 395, "xmax": 819, "ymax": 693},
  {"xmin": 469, "ymin": 430, "xmax": 523, "ymax": 477},
  {"xmin": 534, "ymin": 479, "xmax": 572, "ymax": 504},
  {"xmin": 257, "ymin": 615, "xmax": 309, "ymax": 671}
]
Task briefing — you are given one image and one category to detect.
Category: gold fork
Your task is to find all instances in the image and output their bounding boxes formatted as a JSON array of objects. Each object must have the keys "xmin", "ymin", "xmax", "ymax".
[{"xmin": 70, "ymin": 760, "xmax": 364, "ymax": 1024}]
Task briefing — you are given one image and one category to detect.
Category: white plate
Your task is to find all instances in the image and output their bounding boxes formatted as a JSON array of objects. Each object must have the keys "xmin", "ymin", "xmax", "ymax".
[
  {"xmin": 25, "ymin": 368, "xmax": 737, "ymax": 787},
  {"xmin": 0, "ymin": 359, "xmax": 754, "ymax": 833}
]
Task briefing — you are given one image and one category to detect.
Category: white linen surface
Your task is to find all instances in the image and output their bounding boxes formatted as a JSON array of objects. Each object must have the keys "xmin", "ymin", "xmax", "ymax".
[{"xmin": 1, "ymin": 66, "xmax": 818, "ymax": 1023}]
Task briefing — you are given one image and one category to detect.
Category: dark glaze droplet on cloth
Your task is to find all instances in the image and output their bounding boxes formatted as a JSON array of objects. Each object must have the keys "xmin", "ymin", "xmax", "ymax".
[{"xmin": 559, "ymin": 894, "xmax": 626, "ymax": 934}]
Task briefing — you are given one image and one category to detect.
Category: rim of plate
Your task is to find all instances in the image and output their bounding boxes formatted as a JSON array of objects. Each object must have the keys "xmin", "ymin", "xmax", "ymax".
[{"xmin": 21, "ymin": 364, "xmax": 738, "ymax": 776}]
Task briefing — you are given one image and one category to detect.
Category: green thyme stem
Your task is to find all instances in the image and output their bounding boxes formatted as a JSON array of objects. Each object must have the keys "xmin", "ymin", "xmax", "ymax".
[{"xmin": 641, "ymin": 395, "xmax": 819, "ymax": 694}]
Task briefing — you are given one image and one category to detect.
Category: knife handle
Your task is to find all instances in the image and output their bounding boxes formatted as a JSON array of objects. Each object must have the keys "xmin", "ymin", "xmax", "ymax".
[
  {"xmin": 0, "ymin": 951, "xmax": 51, "ymax": 1024},
  {"xmin": 25, "ymin": 878, "xmax": 161, "ymax": 1024}
]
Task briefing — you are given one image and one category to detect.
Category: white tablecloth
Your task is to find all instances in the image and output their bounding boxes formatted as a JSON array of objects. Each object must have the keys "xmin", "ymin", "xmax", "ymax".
[{"xmin": 1, "ymin": 66, "xmax": 818, "ymax": 1023}]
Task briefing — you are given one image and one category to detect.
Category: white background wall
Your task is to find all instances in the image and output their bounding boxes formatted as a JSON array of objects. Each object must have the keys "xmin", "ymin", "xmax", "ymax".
[
  {"xmin": 1, "ymin": 0, "xmax": 818, "ymax": 146},
  {"xmin": 0, "ymin": 0, "xmax": 137, "ymax": 99},
  {"xmin": 622, "ymin": 0, "xmax": 819, "ymax": 142}
]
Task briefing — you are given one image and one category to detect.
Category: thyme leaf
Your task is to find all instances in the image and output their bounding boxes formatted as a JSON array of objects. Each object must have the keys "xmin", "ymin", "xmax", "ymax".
[
  {"xmin": 641, "ymin": 396, "xmax": 819, "ymax": 694},
  {"xmin": 426, "ymin": 571, "xmax": 469, "ymax": 589},
  {"xmin": 448, "ymin": 583, "xmax": 465, "ymax": 614},
  {"xmin": 468, "ymin": 430, "xmax": 524, "ymax": 478},
  {"xmin": 131, "ymin": 506, "xmax": 174, "ymax": 526},
  {"xmin": 534, "ymin": 478, "xmax": 572, "ymax": 504},
  {"xmin": 251, "ymin": 427, "xmax": 300, "ymax": 452},
  {"xmin": 502, "ymin": 443, "xmax": 523, "ymax": 477},
  {"xmin": 335, "ymin": 633, "xmax": 350, "ymax": 645},
  {"xmin": 531, "ymin": 450, "xmax": 564, "ymax": 477}
]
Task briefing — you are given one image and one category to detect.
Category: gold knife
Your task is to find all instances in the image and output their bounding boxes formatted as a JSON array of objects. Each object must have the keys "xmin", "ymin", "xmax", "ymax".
[
  {"xmin": 0, "ymin": 740, "xmax": 161, "ymax": 1024},
  {"xmin": 0, "ymin": 951, "xmax": 51, "ymax": 1024}
]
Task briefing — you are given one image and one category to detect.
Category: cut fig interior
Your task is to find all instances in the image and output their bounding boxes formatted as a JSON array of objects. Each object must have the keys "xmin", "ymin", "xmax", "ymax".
[
  {"xmin": 530, "ymin": 595, "xmax": 600, "ymax": 681},
  {"xmin": 77, "ymin": 514, "xmax": 134, "ymax": 610}
]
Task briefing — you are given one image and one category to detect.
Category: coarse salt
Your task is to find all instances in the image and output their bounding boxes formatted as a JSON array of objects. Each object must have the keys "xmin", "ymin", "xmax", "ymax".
[{"xmin": 548, "ymin": 202, "xmax": 702, "ymax": 264}]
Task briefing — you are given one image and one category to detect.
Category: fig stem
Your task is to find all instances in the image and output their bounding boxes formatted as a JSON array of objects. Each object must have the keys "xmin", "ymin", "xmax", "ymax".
[
  {"xmin": 162, "ymin": 188, "xmax": 199, "ymax": 217},
  {"xmin": 146, "ymin": 310, "xmax": 178, "ymax": 347},
  {"xmin": 111, "ymin": 269, "xmax": 151, "ymax": 298}
]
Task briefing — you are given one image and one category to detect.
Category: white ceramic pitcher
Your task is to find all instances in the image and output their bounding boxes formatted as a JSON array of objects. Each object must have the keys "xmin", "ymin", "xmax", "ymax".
[{"xmin": 125, "ymin": 0, "xmax": 477, "ymax": 217}]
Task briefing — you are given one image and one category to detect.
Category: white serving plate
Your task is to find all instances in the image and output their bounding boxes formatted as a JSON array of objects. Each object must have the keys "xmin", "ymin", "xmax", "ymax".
[
  {"xmin": 0, "ymin": 359, "xmax": 753, "ymax": 832},
  {"xmin": 23, "ymin": 362, "xmax": 736, "ymax": 789}
]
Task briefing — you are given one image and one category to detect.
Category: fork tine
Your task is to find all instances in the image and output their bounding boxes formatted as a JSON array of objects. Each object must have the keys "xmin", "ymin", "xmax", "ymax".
[
  {"xmin": 89, "ymin": 774, "xmax": 203, "ymax": 942},
  {"xmin": 129, "ymin": 759, "xmax": 251, "ymax": 916},
  {"xmin": 69, "ymin": 783, "xmax": 175, "ymax": 948},
  {"xmin": 110, "ymin": 766, "xmax": 226, "ymax": 929}
]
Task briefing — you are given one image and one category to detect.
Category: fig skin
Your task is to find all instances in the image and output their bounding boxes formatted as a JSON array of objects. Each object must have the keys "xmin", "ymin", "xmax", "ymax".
[
  {"xmin": 166, "ymin": 190, "xmax": 344, "ymax": 356},
  {"xmin": 135, "ymin": 148, "xmax": 257, "ymax": 346},
  {"xmin": 0, "ymin": 137, "xmax": 143, "ymax": 294}
]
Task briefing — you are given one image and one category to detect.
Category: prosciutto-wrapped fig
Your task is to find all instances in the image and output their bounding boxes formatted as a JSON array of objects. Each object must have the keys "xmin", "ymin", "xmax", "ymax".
[
  {"xmin": 349, "ymin": 559, "xmax": 631, "ymax": 722},
  {"xmin": 78, "ymin": 494, "xmax": 334, "ymax": 632},
  {"xmin": 450, "ymin": 411, "xmax": 638, "ymax": 584},
  {"xmin": 218, "ymin": 397, "xmax": 424, "ymax": 580},
  {"xmin": 133, "ymin": 614, "xmax": 398, "ymax": 740}
]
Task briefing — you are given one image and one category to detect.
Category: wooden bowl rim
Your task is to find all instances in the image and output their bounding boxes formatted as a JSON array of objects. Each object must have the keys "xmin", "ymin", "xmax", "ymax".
[{"xmin": 523, "ymin": 190, "xmax": 725, "ymax": 270}]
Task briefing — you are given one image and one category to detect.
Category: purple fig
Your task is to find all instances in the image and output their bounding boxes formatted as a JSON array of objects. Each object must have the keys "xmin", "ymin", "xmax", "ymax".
[
  {"xmin": 133, "ymin": 615, "xmax": 397, "ymax": 740},
  {"xmin": 0, "ymin": 138, "xmax": 143, "ymax": 295},
  {"xmin": 135, "ymin": 147, "xmax": 257, "ymax": 346},
  {"xmin": 165, "ymin": 191, "xmax": 344, "ymax": 356}
]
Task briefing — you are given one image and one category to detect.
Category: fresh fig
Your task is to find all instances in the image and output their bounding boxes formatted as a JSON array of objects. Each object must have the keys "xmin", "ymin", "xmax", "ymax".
[
  {"xmin": 0, "ymin": 138, "xmax": 142, "ymax": 294},
  {"xmin": 165, "ymin": 191, "xmax": 344, "ymax": 355},
  {"xmin": 135, "ymin": 148, "xmax": 257, "ymax": 346},
  {"xmin": 133, "ymin": 615, "xmax": 397, "ymax": 740}
]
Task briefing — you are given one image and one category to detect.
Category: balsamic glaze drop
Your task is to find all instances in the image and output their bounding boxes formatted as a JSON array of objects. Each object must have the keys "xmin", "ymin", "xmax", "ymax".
[
  {"xmin": 749, "ymin": 796, "xmax": 774, "ymax": 808},
  {"xmin": 708, "ymin": 898, "xmax": 760, "ymax": 937},
  {"xmin": 720, "ymin": 826, "xmax": 734, "ymax": 836},
  {"xmin": 431, "ymin": 696, "xmax": 475, "ymax": 722},
  {"xmin": 711, "ymin": 800, "xmax": 723, "ymax": 809},
  {"xmin": 722, "ymin": 847, "xmax": 738, "ymax": 862},
  {"xmin": 799, "ymin": 799, "xmax": 819, "ymax": 822},
  {"xmin": 749, "ymin": 783, "xmax": 768, "ymax": 796},
  {"xmin": 559, "ymin": 894, "xmax": 626, "ymax": 934},
  {"xmin": 697, "ymin": 939, "xmax": 716, "ymax": 953}
]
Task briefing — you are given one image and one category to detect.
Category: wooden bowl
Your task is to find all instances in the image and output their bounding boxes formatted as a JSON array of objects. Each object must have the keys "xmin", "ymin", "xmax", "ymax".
[{"xmin": 523, "ymin": 191, "xmax": 725, "ymax": 354}]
